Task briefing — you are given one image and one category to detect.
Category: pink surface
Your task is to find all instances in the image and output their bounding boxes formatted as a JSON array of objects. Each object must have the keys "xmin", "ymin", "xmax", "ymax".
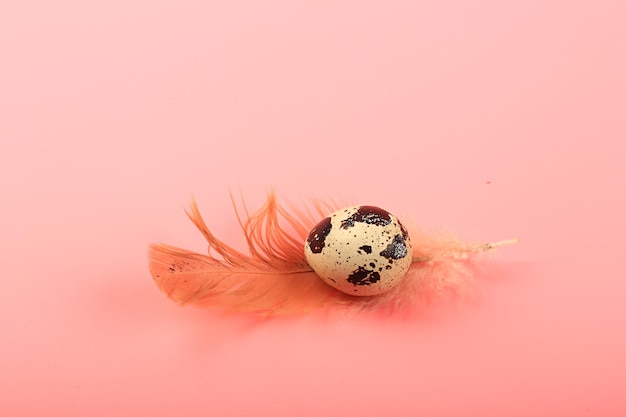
[{"xmin": 2, "ymin": 1, "xmax": 625, "ymax": 415}]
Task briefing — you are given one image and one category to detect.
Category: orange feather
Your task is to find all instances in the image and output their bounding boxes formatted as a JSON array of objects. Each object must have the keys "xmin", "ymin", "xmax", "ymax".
[{"xmin": 148, "ymin": 192, "xmax": 517, "ymax": 315}]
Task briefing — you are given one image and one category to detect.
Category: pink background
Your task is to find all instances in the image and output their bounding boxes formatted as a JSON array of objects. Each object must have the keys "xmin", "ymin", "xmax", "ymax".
[{"xmin": 2, "ymin": 0, "xmax": 625, "ymax": 415}]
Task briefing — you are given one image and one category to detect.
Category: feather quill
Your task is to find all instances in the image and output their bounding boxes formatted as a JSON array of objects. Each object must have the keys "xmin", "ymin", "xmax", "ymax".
[{"xmin": 149, "ymin": 192, "xmax": 517, "ymax": 315}]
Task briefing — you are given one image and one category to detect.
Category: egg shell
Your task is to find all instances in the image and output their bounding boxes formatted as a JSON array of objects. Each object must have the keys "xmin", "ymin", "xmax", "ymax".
[{"xmin": 304, "ymin": 205, "xmax": 413, "ymax": 296}]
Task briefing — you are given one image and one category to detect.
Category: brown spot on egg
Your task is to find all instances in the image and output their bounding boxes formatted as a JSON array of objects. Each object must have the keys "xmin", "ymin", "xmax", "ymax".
[
  {"xmin": 306, "ymin": 216, "xmax": 332, "ymax": 254},
  {"xmin": 340, "ymin": 206, "xmax": 392, "ymax": 229},
  {"xmin": 347, "ymin": 266, "xmax": 381, "ymax": 286},
  {"xmin": 357, "ymin": 245, "xmax": 372, "ymax": 254},
  {"xmin": 379, "ymin": 234, "xmax": 408, "ymax": 260}
]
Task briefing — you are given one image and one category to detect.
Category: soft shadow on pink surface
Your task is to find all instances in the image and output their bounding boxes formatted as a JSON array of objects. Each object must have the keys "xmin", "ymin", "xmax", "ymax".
[{"xmin": 2, "ymin": 0, "xmax": 626, "ymax": 415}]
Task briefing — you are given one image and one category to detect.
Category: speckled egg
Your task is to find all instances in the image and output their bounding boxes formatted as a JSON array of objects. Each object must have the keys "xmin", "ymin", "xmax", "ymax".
[{"xmin": 304, "ymin": 205, "xmax": 413, "ymax": 296}]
